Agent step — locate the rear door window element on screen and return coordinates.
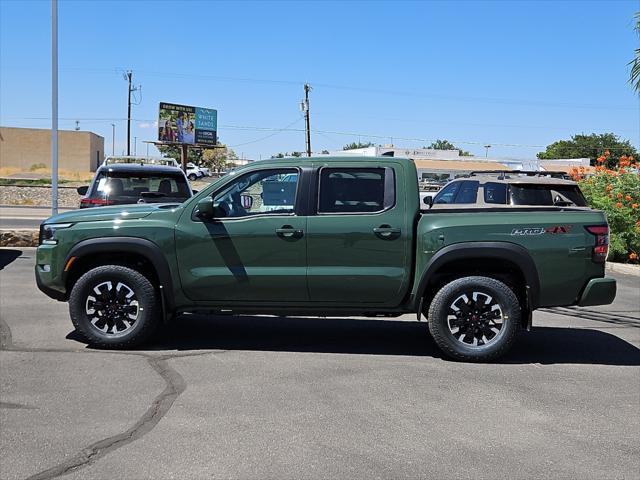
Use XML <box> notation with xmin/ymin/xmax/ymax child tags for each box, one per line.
<box><xmin>318</xmin><ymin>167</ymin><xmax>394</xmax><ymax>213</ymax></box>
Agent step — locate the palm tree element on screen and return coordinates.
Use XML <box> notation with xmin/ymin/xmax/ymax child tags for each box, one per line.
<box><xmin>630</xmin><ymin>13</ymin><xmax>640</xmax><ymax>93</ymax></box>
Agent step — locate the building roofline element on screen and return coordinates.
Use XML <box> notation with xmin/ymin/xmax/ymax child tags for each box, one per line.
<box><xmin>0</xmin><ymin>125</ymin><xmax>104</xmax><ymax>138</ymax></box>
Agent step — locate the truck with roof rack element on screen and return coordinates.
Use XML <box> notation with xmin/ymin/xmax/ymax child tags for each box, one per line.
<box><xmin>35</xmin><ymin>156</ymin><xmax>616</xmax><ymax>361</ymax></box>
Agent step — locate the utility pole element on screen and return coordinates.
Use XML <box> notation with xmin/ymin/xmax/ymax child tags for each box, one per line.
<box><xmin>125</xmin><ymin>70</ymin><xmax>137</xmax><ymax>156</ymax></box>
<box><xmin>51</xmin><ymin>0</ymin><xmax>58</xmax><ymax>216</ymax></box>
<box><xmin>111</xmin><ymin>123</ymin><xmax>115</xmax><ymax>156</ymax></box>
<box><xmin>133</xmin><ymin>136</ymin><xmax>137</xmax><ymax>156</ymax></box>
<box><xmin>303</xmin><ymin>83</ymin><xmax>312</xmax><ymax>157</ymax></box>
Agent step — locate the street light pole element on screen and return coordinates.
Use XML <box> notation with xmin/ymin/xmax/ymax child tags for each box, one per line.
<box><xmin>133</xmin><ymin>136</ymin><xmax>137</xmax><ymax>156</ymax></box>
<box><xmin>111</xmin><ymin>123</ymin><xmax>115</xmax><ymax>156</ymax></box>
<box><xmin>51</xmin><ymin>0</ymin><xmax>58</xmax><ymax>216</ymax></box>
<box><xmin>484</xmin><ymin>144</ymin><xmax>491</xmax><ymax>158</ymax></box>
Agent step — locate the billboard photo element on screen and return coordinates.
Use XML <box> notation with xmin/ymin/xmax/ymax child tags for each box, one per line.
<box><xmin>158</xmin><ymin>102</ymin><xmax>217</xmax><ymax>146</ymax></box>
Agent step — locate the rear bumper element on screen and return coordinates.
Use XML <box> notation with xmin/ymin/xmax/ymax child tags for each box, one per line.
<box><xmin>577</xmin><ymin>277</ymin><xmax>617</xmax><ymax>307</ymax></box>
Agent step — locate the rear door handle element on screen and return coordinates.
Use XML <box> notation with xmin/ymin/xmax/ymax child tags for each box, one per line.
<box><xmin>276</xmin><ymin>225</ymin><xmax>304</xmax><ymax>238</ymax></box>
<box><xmin>373</xmin><ymin>225</ymin><xmax>401</xmax><ymax>239</ymax></box>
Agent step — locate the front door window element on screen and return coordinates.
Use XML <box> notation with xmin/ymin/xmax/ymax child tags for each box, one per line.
<box><xmin>213</xmin><ymin>169</ymin><xmax>299</xmax><ymax>218</ymax></box>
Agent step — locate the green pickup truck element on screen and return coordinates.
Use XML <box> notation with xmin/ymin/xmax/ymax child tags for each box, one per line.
<box><xmin>35</xmin><ymin>156</ymin><xmax>616</xmax><ymax>361</ymax></box>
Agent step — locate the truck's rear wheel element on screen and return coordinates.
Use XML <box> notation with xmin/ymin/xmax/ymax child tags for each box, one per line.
<box><xmin>427</xmin><ymin>276</ymin><xmax>520</xmax><ymax>362</ymax></box>
<box><xmin>69</xmin><ymin>265</ymin><xmax>160</xmax><ymax>348</ymax></box>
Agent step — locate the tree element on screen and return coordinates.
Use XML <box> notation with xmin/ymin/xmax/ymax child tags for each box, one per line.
<box><xmin>271</xmin><ymin>151</ymin><xmax>303</xmax><ymax>158</ymax></box>
<box><xmin>157</xmin><ymin>144</ymin><xmax>203</xmax><ymax>164</ymax></box>
<box><xmin>629</xmin><ymin>12</ymin><xmax>640</xmax><ymax>93</ymax></box>
<box><xmin>426</xmin><ymin>139</ymin><xmax>472</xmax><ymax>156</ymax></box>
<box><xmin>537</xmin><ymin>133</ymin><xmax>638</xmax><ymax>167</ymax></box>
<box><xmin>343</xmin><ymin>141</ymin><xmax>374</xmax><ymax>150</ymax></box>
<box><xmin>202</xmin><ymin>144</ymin><xmax>238</xmax><ymax>173</ymax></box>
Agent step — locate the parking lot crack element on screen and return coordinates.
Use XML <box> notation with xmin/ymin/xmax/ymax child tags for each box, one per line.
<box><xmin>25</xmin><ymin>355</ymin><xmax>187</xmax><ymax>480</ymax></box>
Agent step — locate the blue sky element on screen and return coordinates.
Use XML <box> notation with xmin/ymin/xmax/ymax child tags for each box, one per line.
<box><xmin>1</xmin><ymin>0</ymin><xmax>638</xmax><ymax>160</ymax></box>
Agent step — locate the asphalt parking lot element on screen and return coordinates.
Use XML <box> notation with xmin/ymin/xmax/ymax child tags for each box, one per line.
<box><xmin>1</xmin><ymin>248</ymin><xmax>638</xmax><ymax>480</ymax></box>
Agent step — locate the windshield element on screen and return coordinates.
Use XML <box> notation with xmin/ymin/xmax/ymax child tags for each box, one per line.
<box><xmin>89</xmin><ymin>171</ymin><xmax>192</xmax><ymax>204</ymax></box>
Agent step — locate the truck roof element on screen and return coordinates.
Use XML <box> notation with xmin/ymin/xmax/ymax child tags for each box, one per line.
<box><xmin>467</xmin><ymin>172</ymin><xmax>578</xmax><ymax>186</ymax></box>
<box><xmin>259</xmin><ymin>155</ymin><xmax>415</xmax><ymax>164</ymax></box>
<box><xmin>249</xmin><ymin>157</ymin><xmax>578</xmax><ymax>185</ymax></box>
<box><xmin>97</xmin><ymin>163</ymin><xmax>184</xmax><ymax>175</ymax></box>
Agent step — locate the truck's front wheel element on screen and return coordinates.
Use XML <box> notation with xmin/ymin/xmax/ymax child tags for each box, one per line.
<box><xmin>427</xmin><ymin>276</ymin><xmax>520</xmax><ymax>362</ymax></box>
<box><xmin>69</xmin><ymin>265</ymin><xmax>160</xmax><ymax>348</ymax></box>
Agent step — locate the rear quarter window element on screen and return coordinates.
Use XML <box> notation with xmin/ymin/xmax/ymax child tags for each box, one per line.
<box><xmin>484</xmin><ymin>182</ymin><xmax>507</xmax><ymax>204</ymax></box>
<box><xmin>510</xmin><ymin>184</ymin><xmax>587</xmax><ymax>206</ymax></box>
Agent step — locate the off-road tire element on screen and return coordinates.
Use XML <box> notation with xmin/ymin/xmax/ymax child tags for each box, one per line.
<box><xmin>427</xmin><ymin>276</ymin><xmax>520</xmax><ymax>362</ymax></box>
<box><xmin>69</xmin><ymin>265</ymin><xmax>160</xmax><ymax>349</ymax></box>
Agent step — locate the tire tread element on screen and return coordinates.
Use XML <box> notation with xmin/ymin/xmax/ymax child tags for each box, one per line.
<box><xmin>427</xmin><ymin>276</ymin><xmax>520</xmax><ymax>362</ymax></box>
<box><xmin>69</xmin><ymin>265</ymin><xmax>160</xmax><ymax>349</ymax></box>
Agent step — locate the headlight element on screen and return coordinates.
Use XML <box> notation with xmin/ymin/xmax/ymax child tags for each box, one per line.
<box><xmin>39</xmin><ymin>223</ymin><xmax>73</xmax><ymax>245</ymax></box>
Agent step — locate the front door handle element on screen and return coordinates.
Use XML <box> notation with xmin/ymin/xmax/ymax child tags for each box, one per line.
<box><xmin>373</xmin><ymin>225</ymin><xmax>401</xmax><ymax>239</ymax></box>
<box><xmin>276</xmin><ymin>225</ymin><xmax>304</xmax><ymax>238</ymax></box>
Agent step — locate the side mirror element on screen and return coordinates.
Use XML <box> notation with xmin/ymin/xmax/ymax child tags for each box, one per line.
<box><xmin>422</xmin><ymin>195</ymin><xmax>433</xmax><ymax>208</ymax></box>
<box><xmin>196</xmin><ymin>197</ymin><xmax>215</xmax><ymax>218</ymax></box>
<box><xmin>240</xmin><ymin>194</ymin><xmax>254</xmax><ymax>210</ymax></box>
<box><xmin>77</xmin><ymin>186</ymin><xmax>89</xmax><ymax>195</ymax></box>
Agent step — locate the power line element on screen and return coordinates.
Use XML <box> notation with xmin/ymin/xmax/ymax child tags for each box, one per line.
<box><xmin>4</xmin><ymin>116</ymin><xmax>638</xmax><ymax>151</ymax></box>
<box><xmin>227</xmin><ymin>117</ymin><xmax>304</xmax><ymax>148</ymax></box>
<box><xmin>49</xmin><ymin>65</ymin><xmax>637</xmax><ymax>111</ymax></box>
<box><xmin>10</xmin><ymin>64</ymin><xmax>633</xmax><ymax>111</ymax></box>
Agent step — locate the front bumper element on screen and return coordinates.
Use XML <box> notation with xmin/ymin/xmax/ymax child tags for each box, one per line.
<box><xmin>577</xmin><ymin>277</ymin><xmax>617</xmax><ymax>307</ymax></box>
<box><xmin>35</xmin><ymin>266</ymin><xmax>67</xmax><ymax>301</ymax></box>
<box><xmin>34</xmin><ymin>245</ymin><xmax>67</xmax><ymax>301</ymax></box>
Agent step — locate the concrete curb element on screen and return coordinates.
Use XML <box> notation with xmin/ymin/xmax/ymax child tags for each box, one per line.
<box><xmin>606</xmin><ymin>261</ymin><xmax>640</xmax><ymax>276</ymax></box>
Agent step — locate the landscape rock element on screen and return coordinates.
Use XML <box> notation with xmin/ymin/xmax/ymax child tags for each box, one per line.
<box><xmin>0</xmin><ymin>229</ymin><xmax>39</xmax><ymax>247</ymax></box>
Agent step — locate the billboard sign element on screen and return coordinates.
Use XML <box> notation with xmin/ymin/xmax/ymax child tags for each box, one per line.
<box><xmin>158</xmin><ymin>102</ymin><xmax>217</xmax><ymax>145</ymax></box>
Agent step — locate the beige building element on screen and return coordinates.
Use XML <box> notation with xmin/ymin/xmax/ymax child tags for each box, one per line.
<box><xmin>0</xmin><ymin>126</ymin><xmax>104</xmax><ymax>172</ymax></box>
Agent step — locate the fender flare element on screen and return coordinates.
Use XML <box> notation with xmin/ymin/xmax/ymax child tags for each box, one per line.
<box><xmin>415</xmin><ymin>241</ymin><xmax>540</xmax><ymax>309</ymax></box>
<box><xmin>64</xmin><ymin>237</ymin><xmax>175</xmax><ymax>311</ymax></box>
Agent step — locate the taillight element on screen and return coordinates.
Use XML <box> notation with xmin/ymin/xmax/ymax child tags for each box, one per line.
<box><xmin>80</xmin><ymin>197</ymin><xmax>113</xmax><ymax>207</ymax></box>
<box><xmin>585</xmin><ymin>225</ymin><xmax>609</xmax><ymax>263</ymax></box>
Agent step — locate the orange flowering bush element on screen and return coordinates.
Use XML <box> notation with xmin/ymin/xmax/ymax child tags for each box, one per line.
<box><xmin>572</xmin><ymin>153</ymin><xmax>639</xmax><ymax>263</ymax></box>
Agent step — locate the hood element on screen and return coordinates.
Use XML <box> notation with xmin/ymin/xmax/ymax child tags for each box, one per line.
<box><xmin>43</xmin><ymin>203</ymin><xmax>182</xmax><ymax>224</ymax></box>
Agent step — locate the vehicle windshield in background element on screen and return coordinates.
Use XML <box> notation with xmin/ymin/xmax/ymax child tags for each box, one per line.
<box><xmin>510</xmin><ymin>184</ymin><xmax>587</xmax><ymax>206</ymax></box>
<box><xmin>83</xmin><ymin>171</ymin><xmax>191</xmax><ymax>207</ymax></box>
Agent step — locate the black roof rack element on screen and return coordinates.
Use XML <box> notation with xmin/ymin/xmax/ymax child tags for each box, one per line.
<box><xmin>469</xmin><ymin>170</ymin><xmax>569</xmax><ymax>179</ymax></box>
